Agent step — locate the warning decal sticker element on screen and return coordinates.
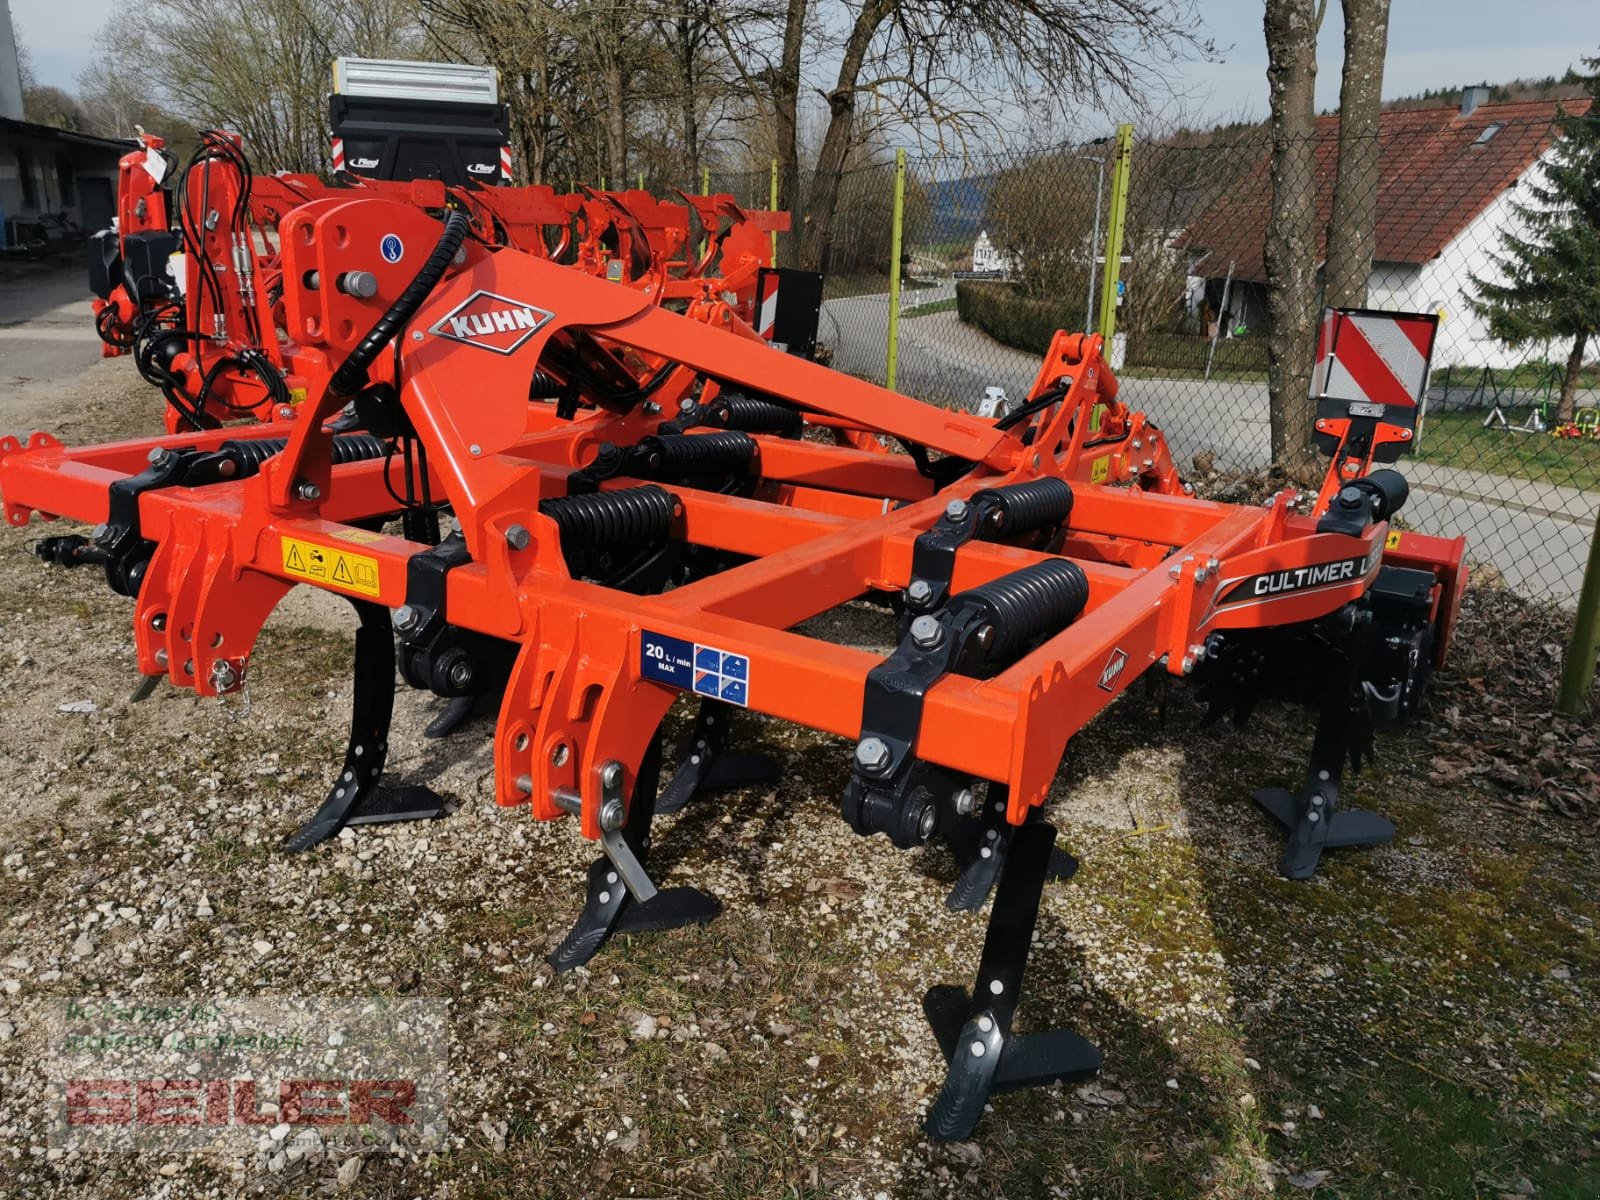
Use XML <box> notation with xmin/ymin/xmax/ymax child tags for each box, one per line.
<box><xmin>280</xmin><ymin>536</ymin><xmax>381</xmax><ymax>598</ymax></box>
<box><xmin>1385</xmin><ymin>530</ymin><xmax>1403</xmax><ymax>550</ymax></box>
<box><xmin>641</xmin><ymin>631</ymin><xmax>750</xmax><ymax>707</ymax></box>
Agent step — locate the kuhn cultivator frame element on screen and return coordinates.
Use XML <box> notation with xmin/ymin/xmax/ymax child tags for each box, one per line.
<box><xmin>6</xmin><ymin>203</ymin><xmax>1465</xmax><ymax>1139</ymax></box>
<box><xmin>90</xmin><ymin>132</ymin><xmax>791</xmax><ymax>433</ymax></box>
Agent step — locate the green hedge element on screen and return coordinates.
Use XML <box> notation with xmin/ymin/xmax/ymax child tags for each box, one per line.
<box><xmin>955</xmin><ymin>281</ymin><xmax>1079</xmax><ymax>356</ymax></box>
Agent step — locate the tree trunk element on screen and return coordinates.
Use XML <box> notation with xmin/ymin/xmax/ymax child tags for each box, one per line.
<box><xmin>1560</xmin><ymin>331</ymin><xmax>1589</xmax><ymax>423</ymax></box>
<box><xmin>797</xmin><ymin>0</ymin><xmax>893</xmax><ymax>273</ymax></box>
<box><xmin>1263</xmin><ymin>0</ymin><xmax>1322</xmax><ymax>474</ymax></box>
<box><xmin>678</xmin><ymin>15</ymin><xmax>700</xmax><ymax>179</ymax></box>
<box><xmin>1324</xmin><ymin>0</ymin><xmax>1389</xmax><ymax>309</ymax></box>
<box><xmin>604</xmin><ymin>56</ymin><xmax>626</xmax><ymax>186</ymax></box>
<box><xmin>772</xmin><ymin>0</ymin><xmax>808</xmax><ymax>265</ymax></box>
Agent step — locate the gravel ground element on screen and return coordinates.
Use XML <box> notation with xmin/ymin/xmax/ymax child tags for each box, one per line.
<box><xmin>0</xmin><ymin>361</ymin><xmax>1596</xmax><ymax>1199</ymax></box>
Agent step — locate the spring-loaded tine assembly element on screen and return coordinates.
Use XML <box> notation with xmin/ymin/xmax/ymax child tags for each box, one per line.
<box><xmin>3</xmin><ymin>189</ymin><xmax>1470</xmax><ymax>1138</ymax></box>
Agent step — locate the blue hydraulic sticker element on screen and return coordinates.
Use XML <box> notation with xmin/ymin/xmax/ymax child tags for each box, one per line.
<box><xmin>641</xmin><ymin>631</ymin><xmax>749</xmax><ymax>707</ymax></box>
<box><xmin>380</xmin><ymin>233</ymin><xmax>404</xmax><ymax>263</ymax></box>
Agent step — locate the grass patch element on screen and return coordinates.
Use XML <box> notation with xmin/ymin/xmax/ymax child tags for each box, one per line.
<box><xmin>902</xmin><ymin>296</ymin><xmax>958</xmax><ymax>318</ymax></box>
<box><xmin>1416</xmin><ymin>409</ymin><xmax>1600</xmax><ymax>491</ymax></box>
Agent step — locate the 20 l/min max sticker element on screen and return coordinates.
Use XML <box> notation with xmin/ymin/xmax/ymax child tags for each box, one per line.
<box><xmin>640</xmin><ymin>631</ymin><xmax>750</xmax><ymax>706</ymax></box>
<box><xmin>280</xmin><ymin>536</ymin><xmax>381</xmax><ymax>598</ymax></box>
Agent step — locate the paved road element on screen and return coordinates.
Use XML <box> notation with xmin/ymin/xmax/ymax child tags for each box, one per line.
<box><xmin>0</xmin><ymin>264</ymin><xmax>105</xmax><ymax>409</ymax></box>
<box><xmin>823</xmin><ymin>288</ymin><xmax>1597</xmax><ymax>603</ymax></box>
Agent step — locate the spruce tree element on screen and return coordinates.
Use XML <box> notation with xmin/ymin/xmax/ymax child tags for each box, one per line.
<box><xmin>1470</xmin><ymin>54</ymin><xmax>1600</xmax><ymax>421</ymax></box>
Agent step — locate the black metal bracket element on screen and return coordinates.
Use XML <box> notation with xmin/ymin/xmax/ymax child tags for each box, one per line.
<box><xmin>904</xmin><ymin>480</ymin><xmax>1075</xmax><ymax>623</ymax></box>
<box><xmin>923</xmin><ymin>822</ymin><xmax>1101</xmax><ymax>1141</ymax></box>
<box><xmin>283</xmin><ymin>600</ymin><xmax>446</xmax><ymax>852</ymax></box>
<box><xmin>943</xmin><ymin>784</ymin><xmax>1077</xmax><ymax>912</ymax></box>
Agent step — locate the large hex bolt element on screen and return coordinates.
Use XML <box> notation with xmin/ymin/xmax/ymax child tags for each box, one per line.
<box><xmin>855</xmin><ymin>736</ymin><xmax>891</xmax><ymax>774</ymax></box>
<box><xmin>907</xmin><ymin>579</ymin><xmax>933</xmax><ymax>606</ymax></box>
<box><xmin>944</xmin><ymin>498</ymin><xmax>969</xmax><ymax>522</ymax></box>
<box><xmin>910</xmin><ymin>614</ymin><xmax>943</xmax><ymax>650</ymax></box>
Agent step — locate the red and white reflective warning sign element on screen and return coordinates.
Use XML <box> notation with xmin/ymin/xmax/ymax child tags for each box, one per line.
<box><xmin>1311</xmin><ymin>308</ymin><xmax>1439</xmax><ymax>410</ymax></box>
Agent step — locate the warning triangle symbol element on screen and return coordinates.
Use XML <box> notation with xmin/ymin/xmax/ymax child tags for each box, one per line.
<box><xmin>333</xmin><ymin>557</ymin><xmax>355</xmax><ymax>585</ymax></box>
<box><xmin>286</xmin><ymin>545</ymin><xmax>306</xmax><ymax>571</ymax></box>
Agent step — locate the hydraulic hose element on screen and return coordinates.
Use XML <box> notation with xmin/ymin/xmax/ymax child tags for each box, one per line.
<box><xmin>326</xmin><ymin>209</ymin><xmax>472</xmax><ymax>400</ymax></box>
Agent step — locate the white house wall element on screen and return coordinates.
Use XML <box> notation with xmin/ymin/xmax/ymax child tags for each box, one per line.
<box><xmin>1379</xmin><ymin>149</ymin><xmax>1594</xmax><ymax>371</ymax></box>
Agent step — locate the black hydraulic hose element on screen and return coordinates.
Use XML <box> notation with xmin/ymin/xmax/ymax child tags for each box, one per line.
<box><xmin>326</xmin><ymin>209</ymin><xmax>472</xmax><ymax>400</ymax></box>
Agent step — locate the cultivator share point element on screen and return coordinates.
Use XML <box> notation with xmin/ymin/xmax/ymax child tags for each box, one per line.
<box><xmin>3</xmin><ymin>198</ymin><xmax>1466</xmax><ymax>1139</ymax></box>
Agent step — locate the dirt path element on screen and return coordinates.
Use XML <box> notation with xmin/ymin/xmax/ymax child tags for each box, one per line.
<box><xmin>0</xmin><ymin>355</ymin><xmax>1596</xmax><ymax>1199</ymax></box>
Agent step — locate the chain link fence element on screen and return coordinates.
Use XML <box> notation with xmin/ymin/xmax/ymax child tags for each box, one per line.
<box><xmin>705</xmin><ymin>109</ymin><xmax>1596</xmax><ymax>605</ymax></box>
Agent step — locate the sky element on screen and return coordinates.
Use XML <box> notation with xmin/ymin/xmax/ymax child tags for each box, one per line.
<box><xmin>9</xmin><ymin>0</ymin><xmax>1597</xmax><ymax>123</ymax></box>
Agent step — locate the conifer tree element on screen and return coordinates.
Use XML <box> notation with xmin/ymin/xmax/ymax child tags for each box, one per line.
<box><xmin>1471</xmin><ymin>54</ymin><xmax>1600</xmax><ymax>421</ymax></box>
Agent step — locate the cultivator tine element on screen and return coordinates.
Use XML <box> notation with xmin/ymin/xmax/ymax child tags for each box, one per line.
<box><xmin>423</xmin><ymin>694</ymin><xmax>478</xmax><ymax>739</ymax></box>
<box><xmin>282</xmin><ymin>601</ymin><xmax>445</xmax><ymax>853</ymax></box>
<box><xmin>1254</xmin><ymin>696</ymin><xmax>1394</xmax><ymax>879</ymax></box>
<box><xmin>549</xmin><ymin>736</ymin><xmax>721</xmax><ymax>972</ymax></box>
<box><xmin>923</xmin><ymin>822</ymin><xmax>1101</xmax><ymax>1141</ymax></box>
<box><xmin>655</xmin><ymin>699</ymin><xmax>780</xmax><ymax>815</ymax></box>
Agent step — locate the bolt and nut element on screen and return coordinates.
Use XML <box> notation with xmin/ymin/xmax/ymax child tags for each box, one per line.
<box><xmin>917</xmin><ymin>804</ymin><xmax>938</xmax><ymax>841</ymax></box>
<box><xmin>910</xmin><ymin>614</ymin><xmax>943</xmax><ymax>650</ymax></box>
<box><xmin>944</xmin><ymin>498</ymin><xmax>969</xmax><ymax>521</ymax></box>
<box><xmin>505</xmin><ymin>524</ymin><xmax>531</xmax><ymax>551</ymax></box>
<box><xmin>855</xmin><ymin>737</ymin><xmax>891</xmax><ymax>773</ymax></box>
<box><xmin>392</xmin><ymin>604</ymin><xmax>419</xmax><ymax>632</ymax></box>
<box><xmin>953</xmin><ymin>787</ymin><xmax>977</xmax><ymax>816</ymax></box>
<box><xmin>907</xmin><ymin>579</ymin><xmax>933</xmax><ymax>605</ymax></box>
<box><xmin>599</xmin><ymin>797</ymin><xmax>626</xmax><ymax>832</ymax></box>
<box><xmin>294</xmin><ymin>480</ymin><xmax>321</xmax><ymax>502</ymax></box>
<box><xmin>447</xmin><ymin>659</ymin><xmax>475</xmax><ymax>690</ymax></box>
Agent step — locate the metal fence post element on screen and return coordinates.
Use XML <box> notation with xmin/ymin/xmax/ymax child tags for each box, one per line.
<box><xmin>1558</xmin><ymin>507</ymin><xmax>1600</xmax><ymax>714</ymax></box>
<box><xmin>1096</xmin><ymin>123</ymin><xmax>1134</xmax><ymax>345</ymax></box>
<box><xmin>769</xmin><ymin>159</ymin><xmax>779</xmax><ymax>265</ymax></box>
<box><xmin>886</xmin><ymin>148</ymin><xmax>908</xmax><ymax>392</ymax></box>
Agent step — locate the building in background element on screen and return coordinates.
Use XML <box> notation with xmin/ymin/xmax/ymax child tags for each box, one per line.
<box><xmin>0</xmin><ymin>3</ymin><xmax>130</xmax><ymax>250</ymax></box>
<box><xmin>1175</xmin><ymin>93</ymin><xmax>1596</xmax><ymax>369</ymax></box>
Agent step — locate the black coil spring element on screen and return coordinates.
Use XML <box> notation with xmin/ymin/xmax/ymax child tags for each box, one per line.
<box><xmin>529</xmin><ymin>370</ymin><xmax>563</xmax><ymax>400</ymax></box>
<box><xmin>539</xmin><ymin>485</ymin><xmax>677</xmax><ymax>550</ymax></box>
<box><xmin>971</xmin><ymin>477</ymin><xmax>1075</xmax><ymax>536</ymax></box>
<box><xmin>705</xmin><ymin>394</ymin><xmax>803</xmax><ymax>437</ymax></box>
<box><xmin>637</xmin><ymin>431</ymin><xmax>756</xmax><ymax>476</ymax></box>
<box><xmin>958</xmin><ymin>559</ymin><xmax>1090</xmax><ymax>662</ymax></box>
<box><xmin>218</xmin><ymin>434</ymin><xmax>388</xmax><ymax>476</ymax></box>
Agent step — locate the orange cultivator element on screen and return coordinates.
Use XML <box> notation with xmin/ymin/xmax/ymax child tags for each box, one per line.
<box><xmin>6</xmin><ymin>203</ymin><xmax>1465</xmax><ymax>1138</ymax></box>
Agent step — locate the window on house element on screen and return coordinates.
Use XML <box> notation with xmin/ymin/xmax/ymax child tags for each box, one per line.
<box><xmin>1473</xmin><ymin>123</ymin><xmax>1504</xmax><ymax>146</ymax></box>
<box><xmin>56</xmin><ymin>155</ymin><xmax>76</xmax><ymax>206</ymax></box>
<box><xmin>17</xmin><ymin>150</ymin><xmax>38</xmax><ymax>209</ymax></box>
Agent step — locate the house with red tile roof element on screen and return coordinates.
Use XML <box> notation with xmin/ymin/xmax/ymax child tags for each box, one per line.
<box><xmin>1175</xmin><ymin>91</ymin><xmax>1595</xmax><ymax>369</ymax></box>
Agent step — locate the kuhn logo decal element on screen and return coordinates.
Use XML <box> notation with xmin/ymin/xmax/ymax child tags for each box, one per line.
<box><xmin>1217</xmin><ymin>545</ymin><xmax>1382</xmax><ymax>605</ymax></box>
<box><xmin>429</xmin><ymin>291</ymin><xmax>555</xmax><ymax>355</ymax></box>
<box><xmin>1098</xmin><ymin>648</ymin><xmax>1128</xmax><ymax>692</ymax></box>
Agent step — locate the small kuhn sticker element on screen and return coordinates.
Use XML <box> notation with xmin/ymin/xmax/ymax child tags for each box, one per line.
<box><xmin>1097</xmin><ymin>647</ymin><xmax>1128</xmax><ymax>692</ymax></box>
<box><xmin>1217</xmin><ymin>544</ymin><xmax>1383</xmax><ymax>606</ymax></box>
<box><xmin>429</xmin><ymin>290</ymin><xmax>555</xmax><ymax>355</ymax></box>
<box><xmin>380</xmin><ymin>233</ymin><xmax>404</xmax><ymax>263</ymax></box>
